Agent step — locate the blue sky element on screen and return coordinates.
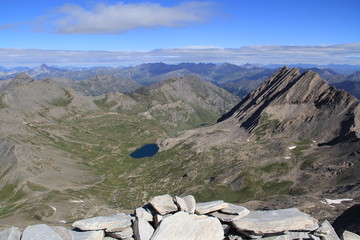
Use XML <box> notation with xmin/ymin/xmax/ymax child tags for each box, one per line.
<box><xmin>1</xmin><ymin>0</ymin><xmax>359</xmax><ymax>67</ymax></box>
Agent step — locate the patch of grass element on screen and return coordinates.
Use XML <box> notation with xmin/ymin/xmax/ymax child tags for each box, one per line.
<box><xmin>255</xmin><ymin>113</ymin><xmax>280</xmax><ymax>140</ymax></box>
<box><xmin>262</xmin><ymin>180</ymin><xmax>293</xmax><ymax>196</ymax></box>
<box><xmin>260</xmin><ymin>162</ymin><xmax>290</xmax><ymax>176</ymax></box>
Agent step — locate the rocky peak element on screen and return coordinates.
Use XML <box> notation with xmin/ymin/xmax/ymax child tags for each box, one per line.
<box><xmin>0</xmin><ymin>73</ymin><xmax>34</xmax><ymax>93</ymax></box>
<box><xmin>219</xmin><ymin>66</ymin><xmax>359</xmax><ymax>144</ymax></box>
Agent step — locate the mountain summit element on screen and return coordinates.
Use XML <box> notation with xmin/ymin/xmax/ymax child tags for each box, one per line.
<box><xmin>218</xmin><ymin>66</ymin><xmax>359</xmax><ymax>144</ymax></box>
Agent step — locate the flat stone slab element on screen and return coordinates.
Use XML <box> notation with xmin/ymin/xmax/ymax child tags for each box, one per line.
<box><xmin>181</xmin><ymin>195</ymin><xmax>196</xmax><ymax>214</ymax></box>
<box><xmin>174</xmin><ymin>196</ymin><xmax>188</xmax><ymax>212</ymax></box>
<box><xmin>135</xmin><ymin>207</ymin><xmax>153</xmax><ymax>222</ymax></box>
<box><xmin>221</xmin><ymin>204</ymin><xmax>250</xmax><ymax>218</ymax></box>
<box><xmin>107</xmin><ymin>227</ymin><xmax>133</xmax><ymax>239</ymax></box>
<box><xmin>22</xmin><ymin>224</ymin><xmax>65</xmax><ymax>240</ymax></box>
<box><xmin>195</xmin><ymin>200</ymin><xmax>229</xmax><ymax>215</ymax></box>
<box><xmin>72</xmin><ymin>213</ymin><xmax>131</xmax><ymax>231</ymax></box>
<box><xmin>71</xmin><ymin>230</ymin><xmax>104</xmax><ymax>240</ymax></box>
<box><xmin>210</xmin><ymin>211</ymin><xmax>245</xmax><ymax>222</ymax></box>
<box><xmin>133</xmin><ymin>217</ymin><xmax>154</xmax><ymax>240</ymax></box>
<box><xmin>232</xmin><ymin>208</ymin><xmax>319</xmax><ymax>235</ymax></box>
<box><xmin>314</xmin><ymin>220</ymin><xmax>340</xmax><ymax>240</ymax></box>
<box><xmin>0</xmin><ymin>227</ymin><xmax>21</xmax><ymax>240</ymax></box>
<box><xmin>151</xmin><ymin>211</ymin><xmax>224</xmax><ymax>240</ymax></box>
<box><xmin>150</xmin><ymin>194</ymin><xmax>178</xmax><ymax>215</ymax></box>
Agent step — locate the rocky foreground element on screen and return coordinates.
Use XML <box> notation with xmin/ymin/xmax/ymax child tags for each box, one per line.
<box><xmin>0</xmin><ymin>194</ymin><xmax>357</xmax><ymax>240</ymax></box>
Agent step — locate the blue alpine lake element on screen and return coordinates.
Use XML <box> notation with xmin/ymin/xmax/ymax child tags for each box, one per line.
<box><xmin>130</xmin><ymin>144</ymin><xmax>160</xmax><ymax>159</ymax></box>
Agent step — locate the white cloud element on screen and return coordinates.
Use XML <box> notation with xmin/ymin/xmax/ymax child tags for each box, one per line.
<box><xmin>0</xmin><ymin>43</ymin><xmax>360</xmax><ymax>67</ymax></box>
<box><xmin>43</xmin><ymin>1</ymin><xmax>215</xmax><ymax>34</ymax></box>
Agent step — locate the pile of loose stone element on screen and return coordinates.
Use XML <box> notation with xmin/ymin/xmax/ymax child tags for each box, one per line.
<box><xmin>0</xmin><ymin>194</ymin><xmax>358</xmax><ymax>240</ymax></box>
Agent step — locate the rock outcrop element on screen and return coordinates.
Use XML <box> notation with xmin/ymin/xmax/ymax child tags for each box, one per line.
<box><xmin>0</xmin><ymin>194</ymin><xmax>354</xmax><ymax>240</ymax></box>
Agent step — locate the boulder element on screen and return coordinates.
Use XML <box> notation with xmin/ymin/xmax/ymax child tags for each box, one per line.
<box><xmin>22</xmin><ymin>224</ymin><xmax>65</xmax><ymax>240</ymax></box>
<box><xmin>195</xmin><ymin>200</ymin><xmax>229</xmax><ymax>215</ymax></box>
<box><xmin>181</xmin><ymin>195</ymin><xmax>196</xmax><ymax>214</ymax></box>
<box><xmin>232</xmin><ymin>208</ymin><xmax>319</xmax><ymax>235</ymax></box>
<box><xmin>314</xmin><ymin>220</ymin><xmax>340</xmax><ymax>240</ymax></box>
<box><xmin>221</xmin><ymin>204</ymin><xmax>250</xmax><ymax>218</ymax></box>
<box><xmin>133</xmin><ymin>217</ymin><xmax>154</xmax><ymax>240</ymax></box>
<box><xmin>151</xmin><ymin>211</ymin><xmax>224</xmax><ymax>240</ymax></box>
<box><xmin>174</xmin><ymin>196</ymin><xmax>188</xmax><ymax>212</ymax></box>
<box><xmin>0</xmin><ymin>227</ymin><xmax>21</xmax><ymax>240</ymax></box>
<box><xmin>72</xmin><ymin>213</ymin><xmax>131</xmax><ymax>231</ymax></box>
<box><xmin>149</xmin><ymin>194</ymin><xmax>178</xmax><ymax>215</ymax></box>
<box><xmin>135</xmin><ymin>207</ymin><xmax>153</xmax><ymax>222</ymax></box>
<box><xmin>342</xmin><ymin>230</ymin><xmax>360</xmax><ymax>240</ymax></box>
<box><xmin>71</xmin><ymin>230</ymin><xmax>104</xmax><ymax>240</ymax></box>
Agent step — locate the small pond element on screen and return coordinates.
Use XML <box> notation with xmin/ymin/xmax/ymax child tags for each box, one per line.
<box><xmin>130</xmin><ymin>144</ymin><xmax>159</xmax><ymax>159</ymax></box>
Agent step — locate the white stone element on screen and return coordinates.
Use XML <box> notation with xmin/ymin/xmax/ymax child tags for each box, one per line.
<box><xmin>232</xmin><ymin>208</ymin><xmax>319</xmax><ymax>235</ymax></box>
<box><xmin>342</xmin><ymin>230</ymin><xmax>360</xmax><ymax>240</ymax></box>
<box><xmin>182</xmin><ymin>195</ymin><xmax>196</xmax><ymax>214</ymax></box>
<box><xmin>133</xmin><ymin>217</ymin><xmax>154</xmax><ymax>240</ymax></box>
<box><xmin>151</xmin><ymin>211</ymin><xmax>224</xmax><ymax>240</ymax></box>
<box><xmin>135</xmin><ymin>207</ymin><xmax>153</xmax><ymax>222</ymax></box>
<box><xmin>314</xmin><ymin>220</ymin><xmax>340</xmax><ymax>240</ymax></box>
<box><xmin>174</xmin><ymin>196</ymin><xmax>188</xmax><ymax>212</ymax></box>
<box><xmin>0</xmin><ymin>227</ymin><xmax>21</xmax><ymax>240</ymax></box>
<box><xmin>72</xmin><ymin>213</ymin><xmax>131</xmax><ymax>231</ymax></box>
<box><xmin>71</xmin><ymin>230</ymin><xmax>104</xmax><ymax>240</ymax></box>
<box><xmin>210</xmin><ymin>211</ymin><xmax>244</xmax><ymax>222</ymax></box>
<box><xmin>150</xmin><ymin>194</ymin><xmax>178</xmax><ymax>215</ymax></box>
<box><xmin>195</xmin><ymin>200</ymin><xmax>229</xmax><ymax>215</ymax></box>
<box><xmin>108</xmin><ymin>227</ymin><xmax>133</xmax><ymax>239</ymax></box>
<box><xmin>22</xmin><ymin>224</ymin><xmax>64</xmax><ymax>240</ymax></box>
<box><xmin>221</xmin><ymin>204</ymin><xmax>250</xmax><ymax>218</ymax></box>
<box><xmin>228</xmin><ymin>235</ymin><xmax>242</xmax><ymax>240</ymax></box>
<box><xmin>153</xmin><ymin>214</ymin><xmax>172</xmax><ymax>228</ymax></box>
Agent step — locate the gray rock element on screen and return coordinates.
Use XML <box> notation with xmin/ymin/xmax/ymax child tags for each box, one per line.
<box><xmin>228</xmin><ymin>235</ymin><xmax>242</xmax><ymax>240</ymax></box>
<box><xmin>151</xmin><ymin>211</ymin><xmax>224</xmax><ymax>240</ymax></box>
<box><xmin>108</xmin><ymin>227</ymin><xmax>133</xmax><ymax>239</ymax></box>
<box><xmin>210</xmin><ymin>211</ymin><xmax>244</xmax><ymax>222</ymax></box>
<box><xmin>284</xmin><ymin>231</ymin><xmax>310</xmax><ymax>239</ymax></box>
<box><xmin>232</xmin><ymin>208</ymin><xmax>319</xmax><ymax>235</ymax></box>
<box><xmin>221</xmin><ymin>204</ymin><xmax>250</xmax><ymax>218</ymax></box>
<box><xmin>222</xmin><ymin>224</ymin><xmax>231</xmax><ymax>235</ymax></box>
<box><xmin>22</xmin><ymin>224</ymin><xmax>64</xmax><ymax>240</ymax></box>
<box><xmin>72</xmin><ymin>213</ymin><xmax>131</xmax><ymax>231</ymax></box>
<box><xmin>342</xmin><ymin>230</ymin><xmax>360</xmax><ymax>240</ymax></box>
<box><xmin>0</xmin><ymin>227</ymin><xmax>21</xmax><ymax>240</ymax></box>
<box><xmin>133</xmin><ymin>217</ymin><xmax>154</xmax><ymax>240</ymax></box>
<box><xmin>314</xmin><ymin>220</ymin><xmax>340</xmax><ymax>240</ymax></box>
<box><xmin>135</xmin><ymin>207</ymin><xmax>153</xmax><ymax>222</ymax></box>
<box><xmin>174</xmin><ymin>196</ymin><xmax>188</xmax><ymax>212</ymax></box>
<box><xmin>195</xmin><ymin>200</ymin><xmax>229</xmax><ymax>215</ymax></box>
<box><xmin>182</xmin><ymin>195</ymin><xmax>196</xmax><ymax>214</ymax></box>
<box><xmin>260</xmin><ymin>235</ymin><xmax>287</xmax><ymax>240</ymax></box>
<box><xmin>153</xmin><ymin>214</ymin><xmax>172</xmax><ymax>228</ymax></box>
<box><xmin>52</xmin><ymin>226</ymin><xmax>73</xmax><ymax>240</ymax></box>
<box><xmin>149</xmin><ymin>194</ymin><xmax>178</xmax><ymax>215</ymax></box>
<box><xmin>309</xmin><ymin>234</ymin><xmax>321</xmax><ymax>240</ymax></box>
<box><xmin>71</xmin><ymin>230</ymin><xmax>104</xmax><ymax>240</ymax></box>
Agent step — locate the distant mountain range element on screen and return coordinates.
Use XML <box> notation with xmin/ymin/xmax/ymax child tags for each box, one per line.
<box><xmin>1</xmin><ymin>62</ymin><xmax>360</xmax><ymax>99</ymax></box>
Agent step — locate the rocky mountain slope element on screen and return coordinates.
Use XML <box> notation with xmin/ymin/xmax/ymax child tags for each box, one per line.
<box><xmin>158</xmin><ymin>67</ymin><xmax>360</xmax><ymax>221</ymax></box>
<box><xmin>0</xmin><ymin>74</ymin><xmax>239</xmax><ymax>226</ymax></box>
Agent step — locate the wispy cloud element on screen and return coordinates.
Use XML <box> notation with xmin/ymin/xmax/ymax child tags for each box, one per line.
<box><xmin>36</xmin><ymin>1</ymin><xmax>215</xmax><ymax>34</ymax></box>
<box><xmin>1</xmin><ymin>43</ymin><xmax>360</xmax><ymax>67</ymax></box>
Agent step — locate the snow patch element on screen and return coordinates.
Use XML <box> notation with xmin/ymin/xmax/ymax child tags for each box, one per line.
<box><xmin>69</xmin><ymin>200</ymin><xmax>84</xmax><ymax>203</ymax></box>
<box><xmin>321</xmin><ymin>198</ymin><xmax>353</xmax><ymax>205</ymax></box>
<box><xmin>284</xmin><ymin>157</ymin><xmax>291</xmax><ymax>159</ymax></box>
<box><xmin>288</xmin><ymin>146</ymin><xmax>297</xmax><ymax>150</ymax></box>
